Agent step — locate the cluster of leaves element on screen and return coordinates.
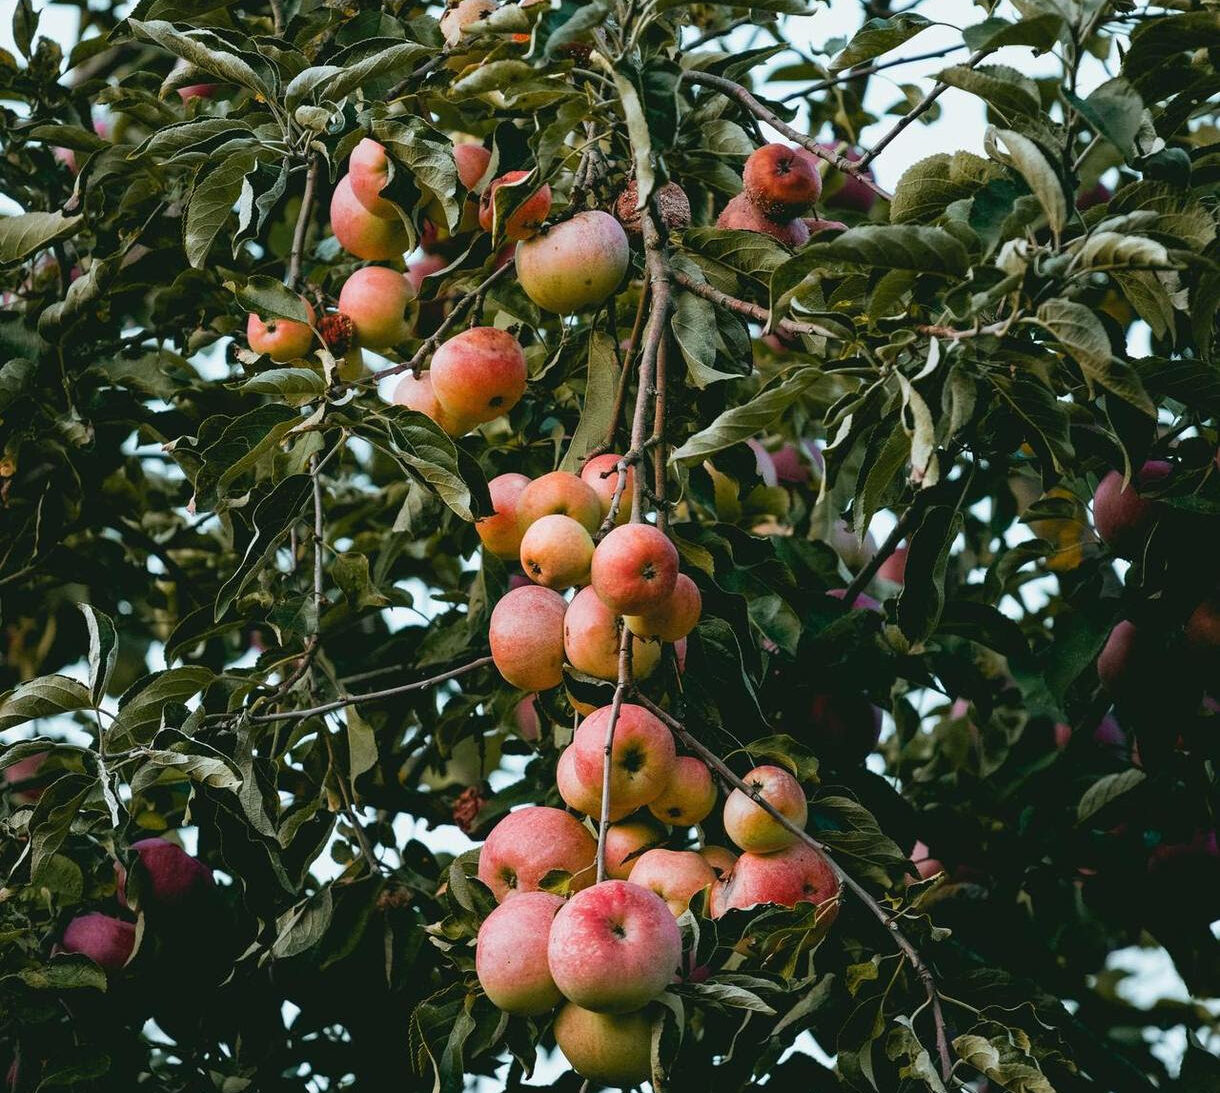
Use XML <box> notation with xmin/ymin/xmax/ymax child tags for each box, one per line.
<box><xmin>1</xmin><ymin>0</ymin><xmax>1219</xmax><ymax>1090</ymax></box>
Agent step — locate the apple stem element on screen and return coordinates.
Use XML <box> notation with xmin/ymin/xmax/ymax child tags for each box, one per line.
<box><xmin>594</xmin><ymin>633</ymin><xmax>634</xmax><ymax>883</ymax></box>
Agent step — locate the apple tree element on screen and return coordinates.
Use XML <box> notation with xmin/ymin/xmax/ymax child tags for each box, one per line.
<box><xmin>1</xmin><ymin>0</ymin><xmax>1219</xmax><ymax>1089</ymax></box>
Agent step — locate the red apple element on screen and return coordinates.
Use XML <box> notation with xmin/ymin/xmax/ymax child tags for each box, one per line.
<box><xmin>246</xmin><ymin>299</ymin><xmax>316</xmax><ymax>362</ymax></box>
<box><xmin>330</xmin><ymin>174</ymin><xmax>410</xmax><ymax>260</ymax></box>
<box><xmin>722</xmin><ymin>765</ymin><xmax>807</xmax><ymax>854</ymax></box>
<box><xmin>337</xmin><ymin>266</ymin><xmax>415</xmax><ymax>350</ymax></box>
<box><xmin>563</xmin><ymin>585</ymin><xmax>660</xmax><ymax>681</ymax></box>
<box><xmin>709</xmin><ymin>842</ymin><xmax>840</xmax><ymax>917</ymax></box>
<box><xmin>716</xmin><ymin>193</ymin><xmax>809</xmax><ymax>248</ymax></box>
<box><xmin>477</xmin><ymin>805</ymin><xmax>597</xmax><ymax>900</ymax></box>
<box><xmin>647</xmin><ymin>755</ymin><xmax>716</xmax><ymax>827</ymax></box>
<box><xmin>390</xmin><ymin>371</ymin><xmax>475</xmax><ymax>437</ymax></box>
<box><xmin>60</xmin><ymin>913</ymin><xmax>135</xmax><ymax>971</ymax></box>
<box><xmin>624</xmin><ymin>573</ymin><xmax>702</xmax><ymax>643</ymax></box>
<box><xmin>516</xmin><ymin>210</ymin><xmax>629</xmax><ymax>313</ymax></box>
<box><xmin>489</xmin><ymin>585</ymin><xmax>568</xmax><ymax>692</ymax></box>
<box><xmin>580</xmin><ymin>453</ymin><xmax>634</xmax><ymax>526</ymax></box>
<box><xmin>627</xmin><ymin>848</ymin><xmax>716</xmax><ymax>916</ymax></box>
<box><xmin>116</xmin><ymin>837</ymin><xmax>213</xmax><ymax>910</ymax></box>
<box><xmin>571</xmin><ymin>704</ymin><xmax>677</xmax><ymax>816</ymax></box>
<box><xmin>516</xmin><ymin>471</ymin><xmax>604</xmax><ymax>535</ymax></box>
<box><xmin>1092</xmin><ymin>461</ymin><xmax>1172</xmax><ymax>559</ymax></box>
<box><xmin>590</xmin><ymin>524</ymin><xmax>679</xmax><ymax>615</ymax></box>
<box><xmin>347</xmin><ymin>139</ymin><xmax>398</xmax><ymax>218</ymax></box>
<box><xmin>478</xmin><ymin>170</ymin><xmax>553</xmax><ymax>241</ymax></box>
<box><xmin>519</xmin><ymin>514</ymin><xmax>594</xmax><ymax>589</ymax></box>
<box><xmin>743</xmin><ymin>143</ymin><xmax>822</xmax><ymax>220</ymax></box>
<box><xmin>699</xmin><ymin>845</ymin><xmax>738</xmax><ymax>878</ymax></box>
<box><xmin>476</xmin><ymin>473</ymin><xmax>532</xmax><ymax>559</ymax></box>
<box><xmin>475</xmin><ymin>891</ymin><xmax>565</xmax><ymax>1015</ymax></box>
<box><xmin>430</xmin><ymin>326</ymin><xmax>528</xmax><ymax>426</ymax></box>
<box><xmin>603</xmin><ymin>818</ymin><xmax>668</xmax><ymax>881</ymax></box>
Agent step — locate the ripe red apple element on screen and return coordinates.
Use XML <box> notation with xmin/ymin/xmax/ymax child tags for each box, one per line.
<box><xmin>909</xmin><ymin>840</ymin><xmax>944</xmax><ymax>881</ymax></box>
<box><xmin>556</xmin><ymin>744</ymin><xmax>614</xmax><ymax>818</ymax></box>
<box><xmin>330</xmin><ymin>174</ymin><xmax>410</xmax><ymax>260</ymax></box>
<box><xmin>1097</xmin><ymin>619</ymin><xmax>1139</xmax><ymax>697</ymax></box>
<box><xmin>743</xmin><ymin>143</ymin><xmax>822</xmax><ymax>220</ymax></box>
<box><xmin>440</xmin><ymin>0</ymin><xmax>495</xmax><ymax>46</ymax></box>
<box><xmin>454</xmin><ymin>142</ymin><xmax>492</xmax><ymax>190</ymax></box>
<box><xmin>553</xmin><ymin>1003</ymin><xmax>653</xmax><ymax>1088</ymax></box>
<box><xmin>516</xmin><ymin>210</ymin><xmax>629</xmax><ymax>313</ymax></box>
<box><xmin>430</xmin><ymin>326</ymin><xmax>527</xmax><ymax>426</ymax></box>
<box><xmin>1092</xmin><ymin>460</ymin><xmax>1172</xmax><ymax>559</ymax></box>
<box><xmin>699</xmin><ymin>844</ymin><xmax>738</xmax><ymax>878</ymax></box>
<box><xmin>715</xmin><ymin>193</ymin><xmax>810</xmax><ymax>248</ymax></box>
<box><xmin>590</xmin><ymin>524</ymin><xmax>679</xmax><ymax>615</ymax></box>
<box><xmin>514</xmin><ymin>694</ymin><xmax>541</xmax><ymax>741</ymax></box>
<box><xmin>627</xmin><ymin>848</ymin><xmax>716</xmax><ymax>916</ymax></box>
<box><xmin>391</xmin><ymin>372</ymin><xmax>474</xmax><ymax>436</ymax></box>
<box><xmin>347</xmin><ymin>138</ymin><xmax>398</xmax><ymax>218</ymax></box>
<box><xmin>709</xmin><ymin>842</ymin><xmax>840</xmax><ymax>917</ymax></box>
<box><xmin>580</xmin><ymin>453</ymin><xmax>633</xmax><ymax>526</ymax></box>
<box><xmin>477</xmin><ymin>473</ymin><xmax>532</xmax><ymax>559</ymax></box>
<box><xmin>563</xmin><ymin>585</ymin><xmax>660</xmax><ymax>681</ymax></box>
<box><xmin>1185</xmin><ymin>591</ymin><xmax>1220</xmax><ymax>654</ymax></box>
<box><xmin>116</xmin><ymin>837</ymin><xmax>213</xmax><ymax>910</ymax></box>
<box><xmin>809</xmin><ymin>692</ymin><xmax>882</xmax><ymax>765</ymax></box>
<box><xmin>475</xmin><ymin>891</ymin><xmax>565</xmax><ymax>1015</ymax></box>
<box><xmin>477</xmin><ymin>805</ymin><xmax>597</xmax><ymax>900</ymax></box>
<box><xmin>1077</xmin><ymin>181</ymin><xmax>1112</xmax><ymax>211</ymax></box>
<box><xmin>614</xmin><ymin>179</ymin><xmax>691</xmax><ymax>235</ymax></box>
<box><xmin>489</xmin><ymin>585</ymin><xmax>568</xmax><ymax>692</ymax></box>
<box><xmin>516</xmin><ymin>471</ymin><xmax>604</xmax><ymax>535</ymax></box>
<box><xmin>519</xmin><ymin>513</ymin><xmax>594</xmax><ymax>589</ymax></box>
<box><xmin>246</xmin><ymin>299</ymin><xmax>316</xmax><ymax>362</ymax></box>
<box><xmin>571</xmin><ymin>703</ymin><xmax>677</xmax><ymax>816</ymax></box>
<box><xmin>877</xmin><ymin>546</ymin><xmax>908</xmax><ymax>585</ymax></box>
<box><xmin>337</xmin><ymin>266</ymin><xmax>415</xmax><ymax>350</ymax></box>
<box><xmin>171</xmin><ymin>60</ymin><xmax>217</xmax><ymax>102</ymax></box>
<box><xmin>647</xmin><ymin>755</ymin><xmax>716</xmax><ymax>827</ymax></box>
<box><xmin>478</xmin><ymin>171</ymin><xmax>553</xmax><ymax>241</ymax></box>
<box><xmin>722</xmin><ymin>765</ymin><xmax>807</xmax><ymax>854</ymax></box>
<box><xmin>603</xmin><ymin>818</ymin><xmax>668</xmax><ymax>880</ymax></box>
<box><xmin>548</xmin><ymin>880</ymin><xmax>682</xmax><ymax>1011</ymax></box>
<box><xmin>3</xmin><ymin>752</ymin><xmax>48</xmax><ymax>804</ymax></box>
<box><xmin>60</xmin><ymin>913</ymin><xmax>135</xmax><ymax>971</ymax></box>
<box><xmin>624</xmin><ymin>573</ymin><xmax>702</xmax><ymax>643</ymax></box>
<box><xmin>812</xmin><ymin>144</ymin><xmax>876</xmax><ymax>213</ymax></box>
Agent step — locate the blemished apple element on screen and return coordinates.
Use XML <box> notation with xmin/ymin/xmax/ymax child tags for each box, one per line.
<box><xmin>516</xmin><ymin>471</ymin><xmax>604</xmax><ymax>535</ymax></box>
<box><xmin>553</xmin><ymin>1003</ymin><xmax>653</xmax><ymax>1088</ymax></box>
<box><xmin>614</xmin><ymin>179</ymin><xmax>691</xmax><ymax>235</ymax></box>
<box><xmin>391</xmin><ymin>371</ymin><xmax>473</xmax><ymax>436</ymax></box>
<box><xmin>476</xmin><ymin>473</ymin><xmax>532</xmax><ymax>559</ymax></box>
<box><xmin>247</xmin><ymin>299</ymin><xmax>315</xmax><ymax>362</ymax></box>
<box><xmin>430</xmin><ymin>326</ymin><xmax>528</xmax><ymax>426</ymax></box>
<box><xmin>571</xmin><ymin>703</ymin><xmax>677</xmax><ymax>816</ymax></box>
<box><xmin>516</xmin><ymin>210</ymin><xmax>629</xmax><ymax>313</ymax></box>
<box><xmin>624</xmin><ymin>573</ymin><xmax>702</xmax><ymax>643</ymax></box>
<box><xmin>709</xmin><ymin>842</ymin><xmax>840</xmax><ymax>918</ymax></box>
<box><xmin>563</xmin><ymin>585</ymin><xmax>660</xmax><ymax>682</ymax></box>
<box><xmin>580</xmin><ymin>453</ymin><xmax>633</xmax><ymax>525</ymax></box>
<box><xmin>722</xmin><ymin>764</ymin><xmax>808</xmax><ymax>854</ymax></box>
<box><xmin>627</xmin><ymin>848</ymin><xmax>716</xmax><ymax>916</ymax></box>
<box><xmin>743</xmin><ymin>143</ymin><xmax>822</xmax><ymax>220</ymax></box>
<box><xmin>440</xmin><ymin>0</ymin><xmax>495</xmax><ymax>47</ymax></box>
<box><xmin>716</xmin><ymin>193</ymin><xmax>810</xmax><ymax>248</ymax></box>
<box><xmin>337</xmin><ymin>266</ymin><xmax>415</xmax><ymax>350</ymax></box>
<box><xmin>603</xmin><ymin>817</ymin><xmax>668</xmax><ymax>880</ymax></box>
<box><xmin>590</xmin><ymin>523</ymin><xmax>679</xmax><ymax>615</ymax></box>
<box><xmin>60</xmin><ymin>913</ymin><xmax>136</xmax><ymax>971</ymax></box>
<box><xmin>478</xmin><ymin>171</ymin><xmax>553</xmax><ymax>241</ymax></box>
<box><xmin>116</xmin><ymin>837</ymin><xmax>213</xmax><ymax>910</ymax></box>
<box><xmin>699</xmin><ymin>845</ymin><xmax>738</xmax><ymax>878</ymax></box>
<box><xmin>489</xmin><ymin>585</ymin><xmax>568</xmax><ymax>692</ymax></box>
<box><xmin>476</xmin><ymin>805</ymin><xmax>597</xmax><ymax>900</ymax></box>
<box><xmin>647</xmin><ymin>755</ymin><xmax>716</xmax><ymax>827</ymax></box>
<box><xmin>1092</xmin><ymin>460</ymin><xmax>1172</xmax><ymax>559</ymax></box>
<box><xmin>475</xmin><ymin>891</ymin><xmax>565</xmax><ymax>1015</ymax></box>
<box><xmin>547</xmin><ymin>880</ymin><xmax>682</xmax><ymax>1012</ymax></box>
<box><xmin>347</xmin><ymin>138</ymin><xmax>398</xmax><ymax>218</ymax></box>
<box><xmin>519</xmin><ymin>514</ymin><xmax>594</xmax><ymax>589</ymax></box>
<box><xmin>330</xmin><ymin>174</ymin><xmax>411</xmax><ymax>260</ymax></box>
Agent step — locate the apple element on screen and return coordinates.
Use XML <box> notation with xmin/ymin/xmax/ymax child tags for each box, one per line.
<box><xmin>699</xmin><ymin>845</ymin><xmax>738</xmax><ymax>878</ymax></box>
<box><xmin>624</xmin><ymin>573</ymin><xmax>702</xmax><ymax>643</ymax></box>
<box><xmin>430</xmin><ymin>326</ymin><xmax>527</xmax><ymax>426</ymax></box>
<box><xmin>519</xmin><ymin>514</ymin><xmax>594</xmax><ymax>589</ymax></box>
<box><xmin>709</xmin><ymin>842</ymin><xmax>840</xmax><ymax>917</ymax></box>
<box><xmin>516</xmin><ymin>471</ymin><xmax>603</xmax><ymax>535</ymax></box>
<box><xmin>627</xmin><ymin>848</ymin><xmax>716</xmax><ymax>916</ymax></box>
<box><xmin>826</xmin><ymin>518</ymin><xmax>877</xmax><ymax>571</ymax></box>
<box><xmin>116</xmin><ymin>837</ymin><xmax>213</xmax><ymax>910</ymax></box>
<box><xmin>571</xmin><ymin>703</ymin><xmax>677</xmax><ymax>816</ymax></box>
<box><xmin>1097</xmin><ymin>619</ymin><xmax>1140</xmax><ymax>698</ymax></box>
<box><xmin>877</xmin><ymin>546</ymin><xmax>908</xmax><ymax>585</ymax></box>
<box><xmin>391</xmin><ymin>371</ymin><xmax>474</xmax><ymax>436</ymax></box>
<box><xmin>808</xmin><ymin>692</ymin><xmax>882</xmax><ymax>765</ymax></box>
<box><xmin>475</xmin><ymin>891</ymin><xmax>565</xmax><ymax>1015</ymax></box>
<box><xmin>478</xmin><ymin>171</ymin><xmax>553</xmax><ymax>241</ymax></box>
<box><xmin>556</xmin><ymin>744</ymin><xmax>610</xmax><ymax>818</ymax></box>
<box><xmin>553</xmin><ymin>1003</ymin><xmax>653</xmax><ymax>1088</ymax></box>
<box><xmin>337</xmin><ymin>266</ymin><xmax>415</xmax><ymax>350</ymax></box>
<box><xmin>547</xmin><ymin>880</ymin><xmax>682</xmax><ymax>1011</ymax></box>
<box><xmin>722</xmin><ymin>765</ymin><xmax>807</xmax><ymax>854</ymax></box>
<box><xmin>477</xmin><ymin>473</ymin><xmax>532</xmax><ymax>559</ymax></box>
<box><xmin>590</xmin><ymin>523</ymin><xmax>679</xmax><ymax>615</ymax></box>
<box><xmin>580</xmin><ymin>453</ymin><xmax>634</xmax><ymax>525</ymax></box>
<box><xmin>60</xmin><ymin>913</ymin><xmax>135</xmax><ymax>971</ymax></box>
<box><xmin>476</xmin><ymin>805</ymin><xmax>597</xmax><ymax>900</ymax></box>
<box><xmin>489</xmin><ymin>585</ymin><xmax>568</xmax><ymax>692</ymax></box>
<box><xmin>170</xmin><ymin>59</ymin><xmax>218</xmax><ymax>102</ymax></box>
<box><xmin>406</xmin><ymin>253</ymin><xmax>450</xmax><ymax>334</ymax></box>
<box><xmin>647</xmin><ymin>755</ymin><xmax>716</xmax><ymax>827</ymax></box>
<box><xmin>454</xmin><ymin>142</ymin><xmax>493</xmax><ymax>190</ymax></box>
<box><xmin>825</xmin><ymin>588</ymin><xmax>882</xmax><ymax>612</ymax></box>
<box><xmin>1185</xmin><ymin>591</ymin><xmax>1220</xmax><ymax>654</ymax></box>
<box><xmin>440</xmin><ymin>0</ymin><xmax>496</xmax><ymax>47</ymax></box>
<box><xmin>1092</xmin><ymin>460</ymin><xmax>1172</xmax><ymax>559</ymax></box>
<box><xmin>3</xmin><ymin>751</ymin><xmax>48</xmax><ymax>804</ymax></box>
<box><xmin>743</xmin><ymin>143</ymin><xmax>822</xmax><ymax>220</ymax></box>
<box><xmin>614</xmin><ymin>179</ymin><xmax>691</xmax><ymax>235</ymax></box>
<box><xmin>246</xmin><ymin>299</ymin><xmax>316</xmax><ymax>362</ymax></box>
<box><xmin>716</xmin><ymin>193</ymin><xmax>809</xmax><ymax>248</ymax></box>
<box><xmin>330</xmin><ymin>174</ymin><xmax>411</xmax><ymax>260</ymax></box>
<box><xmin>516</xmin><ymin>210</ymin><xmax>629</xmax><ymax>313</ymax></box>
<box><xmin>1077</xmin><ymin>181</ymin><xmax>1112</xmax><ymax>211</ymax></box>
<box><xmin>347</xmin><ymin>139</ymin><xmax>398</xmax><ymax>218</ymax></box>
<box><xmin>909</xmin><ymin>840</ymin><xmax>944</xmax><ymax>881</ymax></box>
<box><xmin>514</xmin><ymin>694</ymin><xmax>541</xmax><ymax>741</ymax></box>
<box><xmin>603</xmin><ymin>818</ymin><xmax>668</xmax><ymax>880</ymax></box>
<box><xmin>564</xmin><ymin>585</ymin><xmax>660</xmax><ymax>682</ymax></box>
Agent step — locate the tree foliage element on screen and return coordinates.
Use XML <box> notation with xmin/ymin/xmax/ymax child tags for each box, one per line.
<box><xmin>2</xmin><ymin>0</ymin><xmax>1219</xmax><ymax>1090</ymax></box>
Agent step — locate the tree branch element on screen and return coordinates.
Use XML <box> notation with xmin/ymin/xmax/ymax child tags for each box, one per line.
<box><xmin>671</xmin><ymin>269</ymin><xmax>842</xmax><ymax>341</ymax></box>
<box><xmin>778</xmin><ymin>44</ymin><xmax>968</xmax><ymax>102</ymax></box>
<box><xmin>840</xmin><ymin>489</ymin><xmax>929</xmax><ymax>606</ymax></box>
<box><xmin>286</xmin><ymin>155</ymin><xmax>320</xmax><ymax>290</ymax></box>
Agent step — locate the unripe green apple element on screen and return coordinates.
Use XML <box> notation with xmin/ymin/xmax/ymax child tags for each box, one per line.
<box><xmin>553</xmin><ymin>1003</ymin><xmax>654</xmax><ymax>1088</ymax></box>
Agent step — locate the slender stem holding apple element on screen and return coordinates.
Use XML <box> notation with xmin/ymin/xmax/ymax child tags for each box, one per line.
<box><xmin>633</xmin><ymin>693</ymin><xmax>954</xmax><ymax>1081</ymax></box>
<box><xmin>594</xmin><ymin>633</ymin><xmax>634</xmax><ymax>883</ymax></box>
<box><xmin>670</xmin><ymin>270</ymin><xmax>842</xmax><ymax>341</ymax></box>
<box><xmin>286</xmin><ymin>155</ymin><xmax>320</xmax><ymax>290</ymax></box>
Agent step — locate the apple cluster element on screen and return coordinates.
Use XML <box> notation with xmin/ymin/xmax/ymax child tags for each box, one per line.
<box><xmin>716</xmin><ymin>143</ymin><xmax>844</xmax><ymax>248</ymax></box>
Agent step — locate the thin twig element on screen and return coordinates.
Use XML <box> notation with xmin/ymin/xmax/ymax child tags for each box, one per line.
<box><xmin>841</xmin><ymin>490</ymin><xmax>929</xmax><ymax>607</ymax></box>
<box><xmin>286</xmin><ymin>155</ymin><xmax>320</xmax><ymax>290</ymax></box>
<box><xmin>778</xmin><ymin>44</ymin><xmax>967</xmax><ymax>102</ymax></box>
<box><xmin>671</xmin><ymin>269</ymin><xmax>840</xmax><ymax>341</ymax></box>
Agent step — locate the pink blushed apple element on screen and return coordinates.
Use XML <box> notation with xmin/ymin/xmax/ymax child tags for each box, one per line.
<box><xmin>477</xmin><ymin>805</ymin><xmax>597</xmax><ymax>900</ymax></box>
<box><xmin>475</xmin><ymin>891</ymin><xmax>565</xmax><ymax>1015</ymax></box>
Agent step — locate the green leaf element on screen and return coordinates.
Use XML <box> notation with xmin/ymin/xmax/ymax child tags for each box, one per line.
<box><xmin>938</xmin><ymin>64</ymin><xmax>1041</xmax><ymax>120</ymax></box>
<box><xmin>315</xmin><ymin>40</ymin><xmax>429</xmax><ymax>102</ymax></box>
<box><xmin>677</xmin><ymin>227</ymin><xmax>790</xmax><ymax>281</ymax></box>
<box><xmin>8</xmin><ymin>956</ymin><xmax>107</xmax><ymax>993</ymax></box>
<box><xmin>890</xmin><ymin>150</ymin><xmax>999</xmax><ymax>225</ymax></box>
<box><xmin>896</xmin><ymin>503</ymin><xmax>960</xmax><ymax>645</ymax></box>
<box><xmin>962</xmin><ymin>14</ymin><xmax>1062</xmax><ymax>53</ymax></box>
<box><xmin>985</xmin><ymin>127</ymin><xmax>1066</xmax><ymax>238</ymax></box>
<box><xmin>1065</xmin><ymin>78</ymin><xmax>1143</xmax><ymax>159</ymax></box>
<box><xmin>126</xmin><ymin>19</ymin><xmax>274</xmax><ymax>98</ymax></box>
<box><xmin>0</xmin><ymin>676</ymin><xmax>92</xmax><ymax>732</ymax></box>
<box><xmin>680</xmin><ymin>980</ymin><xmax>776</xmax><ymax>1014</ymax></box>
<box><xmin>238</xmin><ymin>368</ymin><xmax>326</xmax><ymax>399</ymax></box>
<box><xmin>614</xmin><ymin>68</ymin><xmax>655</xmax><ymax>208</ymax></box>
<box><xmin>1077</xmin><ymin>768</ymin><xmax>1146</xmax><ymax>823</ymax></box>
<box><xmin>131</xmin><ymin>117</ymin><xmax>255</xmax><ymax>159</ymax></box>
<box><xmin>190</xmin><ymin>404</ymin><xmax>301</xmax><ymax>509</ymax></box>
<box><xmin>226</xmin><ymin>275</ymin><xmax>311</xmax><ymax>324</ymax></box>
<box><xmin>729</xmin><ymin>734</ymin><xmax>819</xmax><ymax>783</ymax></box>
<box><xmin>109</xmin><ymin>667</ymin><xmax>215</xmax><ymax>747</ymax></box>
<box><xmin>185</xmin><ymin>151</ymin><xmax>258</xmax><ymax>269</ymax></box>
<box><xmin>371</xmin><ymin>117</ymin><xmax>461</xmax><ymax>232</ymax></box>
<box><xmin>831</xmin><ymin>14</ymin><xmax>934</xmax><ymax>73</ymax></box>
<box><xmin>79</xmin><ymin>605</ymin><xmax>117</xmax><ymax>707</ymax></box>
<box><xmin>272</xmin><ymin>887</ymin><xmax>334</xmax><ymax>959</ymax></box>
<box><xmin>347</xmin><ymin>708</ymin><xmax>378</xmax><ymax>780</ymax></box>
<box><xmin>561</xmin><ymin>332</ymin><xmax>620</xmax><ymax>471</ymax></box>
<box><xmin>672</xmin><ymin>287</ymin><xmax>733</xmax><ymax>389</ymax></box>
<box><xmin>28</xmin><ymin>775</ymin><xmax>95</xmax><ymax>884</ymax></box>
<box><xmin>1070</xmin><ymin>231</ymin><xmax>1173</xmax><ymax>273</ymax></box>
<box><xmin>0</xmin><ymin>211</ymin><xmax>84</xmax><ymax>266</ymax></box>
